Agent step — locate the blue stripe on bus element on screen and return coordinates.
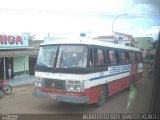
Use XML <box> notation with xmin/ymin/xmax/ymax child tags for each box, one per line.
<box><xmin>89</xmin><ymin>67</ymin><xmax>143</xmax><ymax>81</ymax></box>
<box><xmin>89</xmin><ymin>70</ymin><xmax>129</xmax><ymax>81</ymax></box>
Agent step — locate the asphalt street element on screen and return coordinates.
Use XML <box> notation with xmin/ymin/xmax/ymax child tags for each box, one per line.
<box><xmin>0</xmin><ymin>65</ymin><xmax>153</xmax><ymax>119</ymax></box>
<box><xmin>0</xmin><ymin>66</ymin><xmax>153</xmax><ymax>120</ymax></box>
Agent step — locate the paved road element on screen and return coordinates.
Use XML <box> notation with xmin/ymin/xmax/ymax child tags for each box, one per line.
<box><xmin>0</xmin><ymin>67</ymin><xmax>153</xmax><ymax>115</ymax></box>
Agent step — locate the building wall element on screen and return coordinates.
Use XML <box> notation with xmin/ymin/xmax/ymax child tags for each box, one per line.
<box><xmin>13</xmin><ymin>56</ymin><xmax>29</xmax><ymax>78</ymax></box>
<box><xmin>95</xmin><ymin>39</ymin><xmax>114</xmax><ymax>43</ymax></box>
<box><xmin>114</xmin><ymin>34</ymin><xmax>130</xmax><ymax>41</ymax></box>
<box><xmin>134</xmin><ymin>37</ymin><xmax>153</xmax><ymax>50</ymax></box>
<box><xmin>134</xmin><ymin>37</ymin><xmax>153</xmax><ymax>58</ymax></box>
<box><xmin>114</xmin><ymin>33</ymin><xmax>133</xmax><ymax>45</ymax></box>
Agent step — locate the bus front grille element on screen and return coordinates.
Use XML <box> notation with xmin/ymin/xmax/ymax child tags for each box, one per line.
<box><xmin>42</xmin><ymin>79</ymin><xmax>66</xmax><ymax>90</ymax></box>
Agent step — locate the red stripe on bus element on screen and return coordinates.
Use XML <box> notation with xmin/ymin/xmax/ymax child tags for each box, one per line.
<box><xmin>108</xmin><ymin>76</ymin><xmax>130</xmax><ymax>96</ymax></box>
<box><xmin>130</xmin><ymin>64</ymin><xmax>138</xmax><ymax>75</ymax></box>
<box><xmin>34</xmin><ymin>72</ymin><xmax>143</xmax><ymax>104</ymax></box>
<box><xmin>84</xmin><ymin>86</ymin><xmax>101</xmax><ymax>104</ymax></box>
<box><xmin>35</xmin><ymin>87</ymin><xmax>86</xmax><ymax>97</ymax></box>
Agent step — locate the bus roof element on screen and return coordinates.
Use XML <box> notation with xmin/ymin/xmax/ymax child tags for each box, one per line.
<box><xmin>41</xmin><ymin>38</ymin><xmax>141</xmax><ymax>52</ymax></box>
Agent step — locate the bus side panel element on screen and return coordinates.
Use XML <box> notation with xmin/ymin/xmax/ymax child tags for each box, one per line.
<box><xmin>108</xmin><ymin>76</ymin><xmax>131</xmax><ymax>96</ymax></box>
<box><xmin>85</xmin><ymin>86</ymin><xmax>102</xmax><ymax>104</ymax></box>
<box><xmin>130</xmin><ymin>64</ymin><xmax>138</xmax><ymax>76</ymax></box>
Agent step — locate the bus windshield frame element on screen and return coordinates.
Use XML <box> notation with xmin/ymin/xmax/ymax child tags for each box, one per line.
<box><xmin>36</xmin><ymin>44</ymin><xmax>88</xmax><ymax>69</ymax></box>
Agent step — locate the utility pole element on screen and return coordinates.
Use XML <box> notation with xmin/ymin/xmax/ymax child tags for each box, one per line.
<box><xmin>112</xmin><ymin>14</ymin><xmax>127</xmax><ymax>43</ymax></box>
<box><xmin>3</xmin><ymin>58</ymin><xmax>6</xmax><ymax>80</ymax></box>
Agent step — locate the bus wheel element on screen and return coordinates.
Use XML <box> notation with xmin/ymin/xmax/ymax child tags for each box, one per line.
<box><xmin>95</xmin><ymin>85</ymin><xmax>107</xmax><ymax>107</ymax></box>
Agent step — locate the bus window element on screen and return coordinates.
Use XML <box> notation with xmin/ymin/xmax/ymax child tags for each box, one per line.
<box><xmin>94</xmin><ymin>49</ymin><xmax>105</xmax><ymax>66</ymax></box>
<box><xmin>89</xmin><ymin>48</ymin><xmax>94</xmax><ymax>67</ymax></box>
<box><xmin>133</xmin><ymin>52</ymin><xmax>136</xmax><ymax>63</ymax></box>
<box><xmin>120</xmin><ymin>51</ymin><xmax>130</xmax><ymax>64</ymax></box>
<box><xmin>129</xmin><ymin>52</ymin><xmax>133</xmax><ymax>63</ymax></box>
<box><xmin>89</xmin><ymin>48</ymin><xmax>105</xmax><ymax>68</ymax></box>
<box><xmin>36</xmin><ymin>45</ymin><xmax>58</xmax><ymax>67</ymax></box>
<box><xmin>97</xmin><ymin>49</ymin><xmax>105</xmax><ymax>65</ymax></box>
<box><xmin>56</xmin><ymin>45</ymin><xmax>88</xmax><ymax>68</ymax></box>
<box><xmin>108</xmin><ymin>50</ymin><xmax>118</xmax><ymax>65</ymax></box>
<box><xmin>136</xmin><ymin>52</ymin><xmax>142</xmax><ymax>63</ymax></box>
<box><xmin>126</xmin><ymin>52</ymin><xmax>130</xmax><ymax>63</ymax></box>
<box><xmin>129</xmin><ymin>51</ymin><xmax>136</xmax><ymax>64</ymax></box>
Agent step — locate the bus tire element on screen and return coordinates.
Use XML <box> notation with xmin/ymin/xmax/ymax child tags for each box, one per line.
<box><xmin>95</xmin><ymin>85</ymin><xmax>107</xmax><ymax>107</ymax></box>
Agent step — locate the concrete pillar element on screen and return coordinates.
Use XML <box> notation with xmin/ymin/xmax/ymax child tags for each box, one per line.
<box><xmin>3</xmin><ymin>58</ymin><xmax>6</xmax><ymax>80</ymax></box>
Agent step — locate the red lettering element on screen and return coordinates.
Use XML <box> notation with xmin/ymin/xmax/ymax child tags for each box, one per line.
<box><xmin>0</xmin><ymin>35</ymin><xmax>24</xmax><ymax>45</ymax></box>
<box><xmin>3</xmin><ymin>35</ymin><xmax>7</xmax><ymax>44</ymax></box>
<box><xmin>8</xmin><ymin>36</ymin><xmax>15</xmax><ymax>44</ymax></box>
<box><xmin>0</xmin><ymin>35</ymin><xmax>3</xmax><ymax>44</ymax></box>
<box><xmin>16</xmin><ymin>36</ymin><xmax>23</xmax><ymax>44</ymax></box>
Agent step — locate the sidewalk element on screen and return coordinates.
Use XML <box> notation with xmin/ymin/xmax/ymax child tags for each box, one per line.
<box><xmin>9</xmin><ymin>75</ymin><xmax>35</xmax><ymax>87</ymax></box>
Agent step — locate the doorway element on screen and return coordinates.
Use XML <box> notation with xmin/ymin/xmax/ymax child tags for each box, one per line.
<box><xmin>0</xmin><ymin>58</ymin><xmax>4</xmax><ymax>80</ymax></box>
<box><xmin>0</xmin><ymin>57</ymin><xmax>13</xmax><ymax>80</ymax></box>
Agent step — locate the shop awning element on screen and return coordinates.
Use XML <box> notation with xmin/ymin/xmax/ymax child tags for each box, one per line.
<box><xmin>0</xmin><ymin>47</ymin><xmax>38</xmax><ymax>57</ymax></box>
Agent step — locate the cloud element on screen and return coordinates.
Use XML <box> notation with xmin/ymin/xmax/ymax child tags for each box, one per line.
<box><xmin>0</xmin><ymin>0</ymin><xmax>159</xmax><ymax>39</ymax></box>
<box><xmin>129</xmin><ymin>3</ymin><xmax>159</xmax><ymax>16</ymax></box>
<box><xmin>0</xmin><ymin>0</ymin><xmax>134</xmax><ymax>14</ymax></box>
<box><xmin>132</xmin><ymin>26</ymin><xmax>160</xmax><ymax>40</ymax></box>
<box><xmin>147</xmin><ymin>26</ymin><xmax>160</xmax><ymax>40</ymax></box>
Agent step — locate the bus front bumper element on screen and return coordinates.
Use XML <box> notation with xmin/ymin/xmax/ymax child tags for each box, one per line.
<box><xmin>32</xmin><ymin>91</ymin><xmax>89</xmax><ymax>104</ymax></box>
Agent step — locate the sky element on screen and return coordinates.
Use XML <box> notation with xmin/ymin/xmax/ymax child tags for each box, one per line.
<box><xmin>0</xmin><ymin>0</ymin><xmax>159</xmax><ymax>40</ymax></box>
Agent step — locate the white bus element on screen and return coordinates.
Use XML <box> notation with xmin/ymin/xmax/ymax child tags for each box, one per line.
<box><xmin>33</xmin><ymin>38</ymin><xmax>143</xmax><ymax>106</ymax></box>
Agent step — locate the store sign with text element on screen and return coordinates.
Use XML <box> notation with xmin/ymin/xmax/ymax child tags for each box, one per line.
<box><xmin>0</xmin><ymin>34</ymin><xmax>28</xmax><ymax>47</ymax></box>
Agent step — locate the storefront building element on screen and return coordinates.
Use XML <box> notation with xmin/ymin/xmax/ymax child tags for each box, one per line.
<box><xmin>0</xmin><ymin>34</ymin><xmax>34</xmax><ymax>80</ymax></box>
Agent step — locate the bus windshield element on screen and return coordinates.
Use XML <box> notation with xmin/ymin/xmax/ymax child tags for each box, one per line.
<box><xmin>56</xmin><ymin>45</ymin><xmax>88</xmax><ymax>68</ymax></box>
<box><xmin>36</xmin><ymin>45</ymin><xmax>88</xmax><ymax>68</ymax></box>
<box><xmin>36</xmin><ymin>45</ymin><xmax>58</xmax><ymax>67</ymax></box>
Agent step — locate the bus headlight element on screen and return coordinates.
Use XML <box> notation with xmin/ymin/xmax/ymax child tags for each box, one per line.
<box><xmin>67</xmin><ymin>81</ymin><xmax>82</xmax><ymax>92</ymax></box>
<box><xmin>34</xmin><ymin>77</ymin><xmax>43</xmax><ymax>87</ymax></box>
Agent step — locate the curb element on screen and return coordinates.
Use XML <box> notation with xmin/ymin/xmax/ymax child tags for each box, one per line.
<box><xmin>12</xmin><ymin>83</ymin><xmax>34</xmax><ymax>87</ymax></box>
<box><xmin>8</xmin><ymin>76</ymin><xmax>35</xmax><ymax>87</ymax></box>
